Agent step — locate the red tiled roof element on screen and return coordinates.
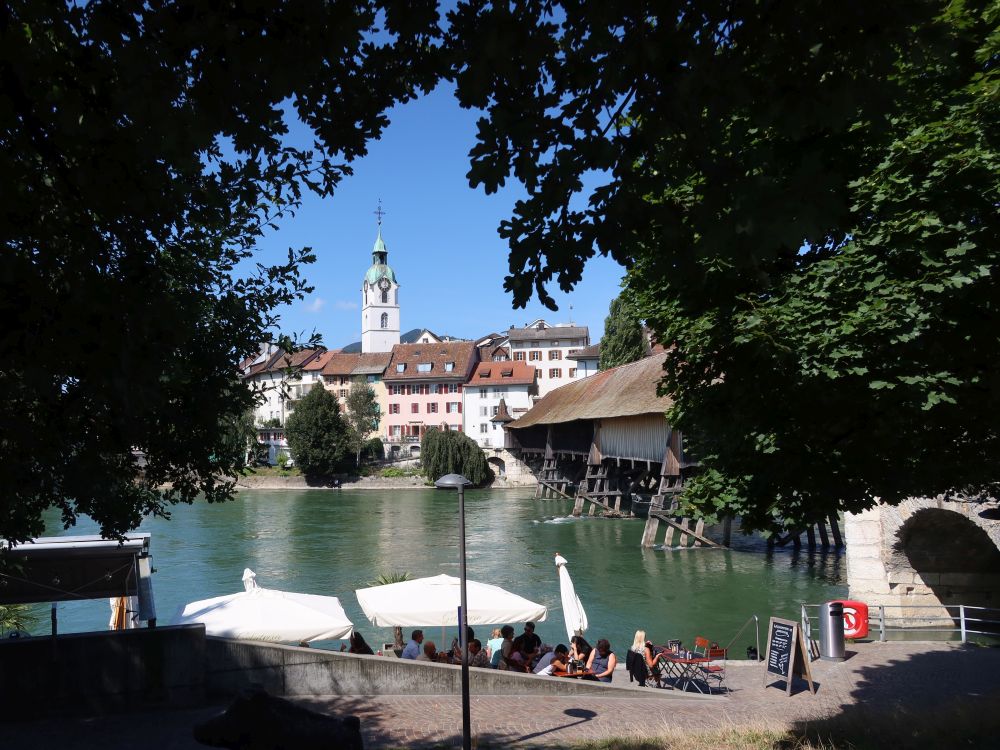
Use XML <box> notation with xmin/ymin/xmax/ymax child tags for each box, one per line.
<box><xmin>245</xmin><ymin>348</ymin><xmax>325</xmax><ymax>376</ymax></box>
<box><xmin>351</xmin><ymin>352</ymin><xmax>392</xmax><ymax>375</ymax></box>
<box><xmin>469</xmin><ymin>361</ymin><xmax>536</xmax><ymax>386</ymax></box>
<box><xmin>321</xmin><ymin>353</ymin><xmax>362</xmax><ymax>377</ymax></box>
<box><xmin>383</xmin><ymin>341</ymin><xmax>479</xmax><ymax>381</ymax></box>
<box><xmin>304</xmin><ymin>351</ymin><xmax>335</xmax><ymax>371</ymax></box>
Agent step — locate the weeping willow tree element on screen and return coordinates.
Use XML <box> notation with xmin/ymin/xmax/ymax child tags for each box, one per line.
<box><xmin>420</xmin><ymin>428</ymin><xmax>493</xmax><ymax>486</ymax></box>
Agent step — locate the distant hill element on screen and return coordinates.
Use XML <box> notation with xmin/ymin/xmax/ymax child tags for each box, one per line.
<box><xmin>339</xmin><ymin>328</ymin><xmax>466</xmax><ymax>354</ymax></box>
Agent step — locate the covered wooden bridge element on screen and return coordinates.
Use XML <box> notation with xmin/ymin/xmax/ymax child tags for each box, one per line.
<box><xmin>504</xmin><ymin>354</ymin><xmax>722</xmax><ymax>548</ymax></box>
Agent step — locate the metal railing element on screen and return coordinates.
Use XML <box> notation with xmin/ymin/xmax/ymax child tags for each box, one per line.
<box><xmin>801</xmin><ymin>602</ymin><xmax>1000</xmax><ymax>643</ymax></box>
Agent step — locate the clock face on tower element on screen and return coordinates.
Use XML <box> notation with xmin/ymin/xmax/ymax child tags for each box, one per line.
<box><xmin>377</xmin><ymin>278</ymin><xmax>391</xmax><ymax>292</ymax></box>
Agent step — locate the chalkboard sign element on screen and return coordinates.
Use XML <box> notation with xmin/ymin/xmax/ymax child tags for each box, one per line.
<box><xmin>763</xmin><ymin>616</ymin><xmax>814</xmax><ymax>695</ymax></box>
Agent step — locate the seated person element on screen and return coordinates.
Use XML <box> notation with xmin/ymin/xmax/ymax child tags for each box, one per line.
<box><xmin>486</xmin><ymin>627</ymin><xmax>504</xmax><ymax>666</ymax></box>
<box><xmin>585</xmin><ymin>638</ymin><xmax>617</xmax><ymax>682</ymax></box>
<box><xmin>467</xmin><ymin>638</ymin><xmax>490</xmax><ymax>668</ymax></box>
<box><xmin>347</xmin><ymin>632</ymin><xmax>375</xmax><ymax>655</ymax></box>
<box><xmin>503</xmin><ymin>635</ymin><xmax>534</xmax><ymax>672</ymax></box>
<box><xmin>495</xmin><ymin>625</ymin><xmax>515</xmax><ymax>669</ymax></box>
<box><xmin>401</xmin><ymin>629</ymin><xmax>424</xmax><ymax>660</ymax></box>
<box><xmin>416</xmin><ymin>640</ymin><xmax>437</xmax><ymax>662</ymax></box>
<box><xmin>534</xmin><ymin>643</ymin><xmax>569</xmax><ymax>675</ymax></box>
<box><xmin>627</xmin><ymin>629</ymin><xmax>664</xmax><ymax>686</ymax></box>
<box><xmin>450</xmin><ymin>626</ymin><xmax>476</xmax><ymax>662</ymax></box>
<box><xmin>569</xmin><ymin>635</ymin><xmax>592</xmax><ymax>664</ymax></box>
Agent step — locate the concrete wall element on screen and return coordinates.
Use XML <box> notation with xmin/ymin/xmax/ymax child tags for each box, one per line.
<box><xmin>0</xmin><ymin>625</ymin><xmax>205</xmax><ymax>720</ymax></box>
<box><xmin>205</xmin><ymin>638</ymin><xmax>687</xmax><ymax>701</ymax></box>
<box><xmin>846</xmin><ymin>497</ymin><xmax>1000</xmax><ymax>625</ymax></box>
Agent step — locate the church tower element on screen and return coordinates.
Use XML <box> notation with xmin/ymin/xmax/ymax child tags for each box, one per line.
<box><xmin>361</xmin><ymin>212</ymin><xmax>400</xmax><ymax>353</ymax></box>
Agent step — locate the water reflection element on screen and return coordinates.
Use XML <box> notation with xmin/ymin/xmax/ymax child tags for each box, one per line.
<box><xmin>40</xmin><ymin>488</ymin><xmax>846</xmax><ymax>653</ymax></box>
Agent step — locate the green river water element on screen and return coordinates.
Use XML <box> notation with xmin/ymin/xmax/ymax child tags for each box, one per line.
<box><xmin>40</xmin><ymin>488</ymin><xmax>847</xmax><ymax>655</ymax></box>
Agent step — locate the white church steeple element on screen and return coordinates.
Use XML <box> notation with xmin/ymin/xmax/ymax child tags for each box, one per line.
<box><xmin>361</xmin><ymin>203</ymin><xmax>400</xmax><ymax>353</ymax></box>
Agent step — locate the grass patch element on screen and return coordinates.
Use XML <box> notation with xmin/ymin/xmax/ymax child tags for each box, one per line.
<box><xmin>379</xmin><ymin>466</ymin><xmax>422</xmax><ymax>478</ymax></box>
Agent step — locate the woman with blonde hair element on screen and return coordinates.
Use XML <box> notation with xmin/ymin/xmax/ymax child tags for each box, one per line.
<box><xmin>486</xmin><ymin>627</ymin><xmax>504</xmax><ymax>667</ymax></box>
<box><xmin>627</xmin><ymin>629</ymin><xmax>665</xmax><ymax>687</ymax></box>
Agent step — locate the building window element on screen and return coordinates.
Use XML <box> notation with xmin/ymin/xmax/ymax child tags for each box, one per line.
<box><xmin>549</xmin><ymin>368</ymin><xmax>561</xmax><ymax>379</ymax></box>
<box><xmin>493</xmin><ymin>387</ymin><xmax>506</xmax><ymax>395</ymax></box>
<box><xmin>548</xmin><ymin>350</ymin><xmax>562</xmax><ymax>360</ymax></box>
<box><xmin>390</xmin><ymin>384</ymin><xmax>403</xmax><ymax>395</ymax></box>
<box><xmin>381</xmin><ymin>312</ymin><xmax>388</xmax><ymax>329</ymax></box>
<box><xmin>479</xmin><ymin>388</ymin><xmax>488</xmax><ymax>398</ymax></box>
<box><xmin>444</xmin><ymin>361</ymin><xmax>455</xmax><ymax>372</ymax></box>
<box><xmin>569</xmin><ymin>368</ymin><xmax>577</xmax><ymax>378</ymax></box>
<box><xmin>417</xmin><ymin>363</ymin><xmax>432</xmax><ymax>373</ymax></box>
<box><xmin>432</xmin><ymin>384</ymin><xmax>442</xmax><ymax>394</ymax></box>
<box><xmin>480</xmin><ymin>424</ymin><xmax>488</xmax><ymax>434</ymax></box>
<box><xmin>389</xmin><ymin>404</ymin><xmax>400</xmax><ymax>414</ymax></box>
<box><xmin>529</xmin><ymin>350</ymin><xmax>541</xmax><ymax>361</ymax></box>
<box><xmin>491</xmin><ymin>406</ymin><xmax>500</xmax><ymax>416</ymax></box>
<box><xmin>417</xmin><ymin>384</ymin><xmax>430</xmax><ymax>395</ymax></box>
<box><xmin>339</xmin><ymin>389</ymin><xmax>348</xmax><ymax>398</ymax></box>
<box><xmin>480</xmin><ymin>406</ymin><xmax>488</xmax><ymax>417</ymax></box>
<box><xmin>552</xmin><ymin>340</ymin><xmax>560</xmax><ymax>346</ymax></box>
<box><xmin>514</xmin><ymin>351</ymin><xmax>525</xmax><ymax>361</ymax></box>
<box><xmin>447</xmin><ymin>384</ymin><xmax>458</xmax><ymax>394</ymax></box>
<box><xmin>411</xmin><ymin>403</ymin><xmax>420</xmax><ymax>414</ymax></box>
<box><xmin>390</xmin><ymin>425</ymin><xmax>401</xmax><ymax>436</ymax></box>
<box><xmin>396</xmin><ymin>363</ymin><xmax>405</xmax><ymax>372</ymax></box>
<box><xmin>367</xmin><ymin>374</ymin><xmax>379</xmax><ymax>383</ymax></box>
<box><xmin>427</xmin><ymin>403</ymin><xmax>438</xmax><ymax>414</ymax></box>
<box><xmin>381</xmin><ymin>290</ymin><xmax>388</xmax><ymax>304</ymax></box>
<box><xmin>446</xmin><ymin>402</ymin><xmax>461</xmax><ymax>413</ymax></box>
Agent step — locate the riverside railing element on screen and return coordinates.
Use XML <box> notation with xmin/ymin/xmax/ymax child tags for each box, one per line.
<box><xmin>800</xmin><ymin>603</ymin><xmax>1000</xmax><ymax>644</ymax></box>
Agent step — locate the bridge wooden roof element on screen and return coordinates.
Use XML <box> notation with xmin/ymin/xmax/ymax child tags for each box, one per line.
<box><xmin>509</xmin><ymin>353</ymin><xmax>671</xmax><ymax>428</ymax></box>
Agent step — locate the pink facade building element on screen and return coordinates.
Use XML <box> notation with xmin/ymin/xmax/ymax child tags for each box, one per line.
<box><xmin>382</xmin><ymin>341</ymin><xmax>479</xmax><ymax>457</ymax></box>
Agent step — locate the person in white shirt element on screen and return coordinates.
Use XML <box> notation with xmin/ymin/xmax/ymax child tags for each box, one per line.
<box><xmin>535</xmin><ymin>644</ymin><xmax>569</xmax><ymax>676</ymax></box>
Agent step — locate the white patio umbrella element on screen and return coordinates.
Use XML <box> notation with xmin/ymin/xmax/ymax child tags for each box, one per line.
<box><xmin>355</xmin><ymin>574</ymin><xmax>547</xmax><ymax>627</ymax></box>
<box><xmin>555</xmin><ymin>553</ymin><xmax>587</xmax><ymax>642</ymax></box>
<box><xmin>171</xmin><ymin>568</ymin><xmax>354</xmax><ymax>643</ymax></box>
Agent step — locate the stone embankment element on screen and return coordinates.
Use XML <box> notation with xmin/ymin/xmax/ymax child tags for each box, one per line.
<box><xmin>234</xmin><ymin>474</ymin><xmax>428</xmax><ymax>491</ymax></box>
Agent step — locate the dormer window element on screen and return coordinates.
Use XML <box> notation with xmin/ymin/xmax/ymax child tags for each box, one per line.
<box><xmin>501</xmin><ymin>368</ymin><xmax>513</xmax><ymax>377</ymax></box>
<box><xmin>417</xmin><ymin>363</ymin><xmax>432</xmax><ymax>373</ymax></box>
<box><xmin>396</xmin><ymin>363</ymin><xmax>406</xmax><ymax>372</ymax></box>
<box><xmin>479</xmin><ymin>369</ymin><xmax>491</xmax><ymax>378</ymax></box>
<box><xmin>444</xmin><ymin>362</ymin><xmax>455</xmax><ymax>372</ymax></box>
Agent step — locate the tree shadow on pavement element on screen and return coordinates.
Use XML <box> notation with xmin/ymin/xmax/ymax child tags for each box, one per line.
<box><xmin>791</xmin><ymin>645</ymin><xmax>1000</xmax><ymax>750</ymax></box>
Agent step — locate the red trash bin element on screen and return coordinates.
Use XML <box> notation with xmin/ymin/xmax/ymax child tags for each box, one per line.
<box><xmin>833</xmin><ymin>600</ymin><xmax>869</xmax><ymax>639</ymax></box>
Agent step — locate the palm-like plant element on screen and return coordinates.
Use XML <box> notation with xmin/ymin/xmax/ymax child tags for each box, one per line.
<box><xmin>0</xmin><ymin>603</ymin><xmax>37</xmax><ymax>635</ymax></box>
<box><xmin>367</xmin><ymin>571</ymin><xmax>412</xmax><ymax>650</ymax></box>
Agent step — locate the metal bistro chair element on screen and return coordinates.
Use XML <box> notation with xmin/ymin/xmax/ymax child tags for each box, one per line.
<box><xmin>693</xmin><ymin>636</ymin><xmax>727</xmax><ymax>693</ymax></box>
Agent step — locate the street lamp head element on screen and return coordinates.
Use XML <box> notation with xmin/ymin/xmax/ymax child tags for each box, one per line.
<box><xmin>435</xmin><ymin>473</ymin><xmax>472</xmax><ymax>489</ymax></box>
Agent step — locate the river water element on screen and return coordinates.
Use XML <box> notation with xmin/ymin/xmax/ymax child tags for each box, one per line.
<box><xmin>41</xmin><ymin>488</ymin><xmax>847</xmax><ymax>656</ymax></box>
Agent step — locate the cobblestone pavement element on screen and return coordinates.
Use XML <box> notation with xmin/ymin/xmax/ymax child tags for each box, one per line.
<box><xmin>5</xmin><ymin>642</ymin><xmax>1000</xmax><ymax>749</ymax></box>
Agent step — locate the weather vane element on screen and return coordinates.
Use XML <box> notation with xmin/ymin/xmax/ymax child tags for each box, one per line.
<box><xmin>374</xmin><ymin>199</ymin><xmax>386</xmax><ymax>226</ymax></box>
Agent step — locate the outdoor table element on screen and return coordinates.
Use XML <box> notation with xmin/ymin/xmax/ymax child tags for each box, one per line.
<box><xmin>660</xmin><ymin>655</ymin><xmax>712</xmax><ymax>693</ymax></box>
<box><xmin>552</xmin><ymin>669</ymin><xmax>596</xmax><ymax>679</ymax></box>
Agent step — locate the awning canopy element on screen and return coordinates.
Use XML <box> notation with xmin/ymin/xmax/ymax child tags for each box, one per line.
<box><xmin>0</xmin><ymin>534</ymin><xmax>156</xmax><ymax>622</ymax></box>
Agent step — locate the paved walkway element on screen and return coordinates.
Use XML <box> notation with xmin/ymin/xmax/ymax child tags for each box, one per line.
<box><xmin>6</xmin><ymin>642</ymin><xmax>1000</xmax><ymax>748</ymax></box>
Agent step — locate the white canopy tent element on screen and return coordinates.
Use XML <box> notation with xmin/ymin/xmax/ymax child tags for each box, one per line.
<box><xmin>355</xmin><ymin>574</ymin><xmax>547</xmax><ymax>627</ymax></box>
<box><xmin>555</xmin><ymin>554</ymin><xmax>588</xmax><ymax>643</ymax></box>
<box><xmin>172</xmin><ymin>569</ymin><xmax>354</xmax><ymax>643</ymax></box>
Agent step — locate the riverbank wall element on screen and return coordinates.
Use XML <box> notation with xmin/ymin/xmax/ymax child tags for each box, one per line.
<box><xmin>234</xmin><ymin>468</ymin><xmax>537</xmax><ymax>492</ymax></box>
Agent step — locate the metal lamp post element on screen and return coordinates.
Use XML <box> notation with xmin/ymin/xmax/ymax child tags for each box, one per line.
<box><xmin>434</xmin><ymin>472</ymin><xmax>472</xmax><ymax>750</ymax></box>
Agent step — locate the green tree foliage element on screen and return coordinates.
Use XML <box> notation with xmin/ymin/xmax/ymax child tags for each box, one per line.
<box><xmin>447</xmin><ymin>1</ymin><xmax>1000</xmax><ymax>530</ymax></box>
<box><xmin>345</xmin><ymin>378</ymin><xmax>382</xmax><ymax>467</ymax></box>
<box><xmin>599</xmin><ymin>292</ymin><xmax>646</xmax><ymax>371</ymax></box>
<box><xmin>0</xmin><ymin>1</ymin><xmax>441</xmax><ymax>544</ymax></box>
<box><xmin>0</xmin><ymin>603</ymin><xmax>37</xmax><ymax>635</ymax></box>
<box><xmin>284</xmin><ymin>387</ymin><xmax>352</xmax><ymax>479</ymax></box>
<box><xmin>420</xmin><ymin>428</ymin><xmax>493</xmax><ymax>486</ymax></box>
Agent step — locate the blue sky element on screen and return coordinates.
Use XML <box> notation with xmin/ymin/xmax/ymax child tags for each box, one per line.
<box><xmin>255</xmin><ymin>84</ymin><xmax>624</xmax><ymax>349</ymax></box>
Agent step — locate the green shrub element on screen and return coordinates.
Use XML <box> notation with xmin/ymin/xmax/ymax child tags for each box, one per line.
<box><xmin>420</xmin><ymin>428</ymin><xmax>493</xmax><ymax>486</ymax></box>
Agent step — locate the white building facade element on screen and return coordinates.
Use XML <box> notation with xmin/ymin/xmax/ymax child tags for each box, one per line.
<box><xmin>506</xmin><ymin>320</ymin><xmax>590</xmax><ymax>399</ymax></box>
<box><xmin>462</xmin><ymin>361</ymin><xmax>537</xmax><ymax>448</ymax></box>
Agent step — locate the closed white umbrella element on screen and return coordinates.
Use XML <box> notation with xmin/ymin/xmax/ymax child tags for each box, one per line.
<box><xmin>355</xmin><ymin>574</ymin><xmax>547</xmax><ymax>627</ymax></box>
<box><xmin>171</xmin><ymin>568</ymin><xmax>354</xmax><ymax>643</ymax></box>
<box><xmin>555</xmin><ymin>553</ymin><xmax>587</xmax><ymax>643</ymax></box>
